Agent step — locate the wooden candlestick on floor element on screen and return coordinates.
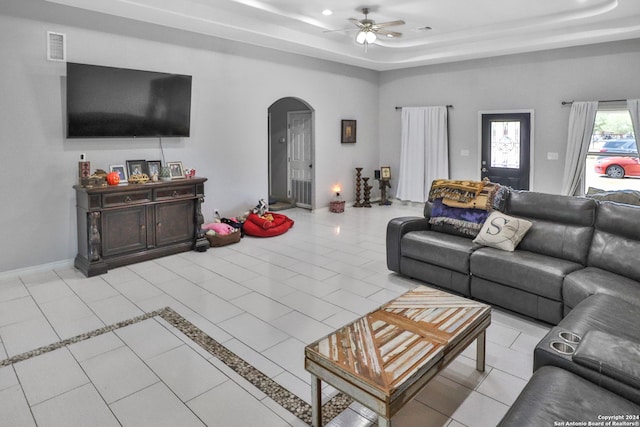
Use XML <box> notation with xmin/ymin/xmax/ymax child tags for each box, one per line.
<box><xmin>354</xmin><ymin>167</ymin><xmax>363</xmax><ymax>207</ymax></box>
<box><xmin>362</xmin><ymin>177</ymin><xmax>372</xmax><ymax>207</ymax></box>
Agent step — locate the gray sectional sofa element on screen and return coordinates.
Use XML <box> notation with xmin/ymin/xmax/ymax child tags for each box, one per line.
<box><xmin>387</xmin><ymin>190</ymin><xmax>640</xmax><ymax>324</ymax></box>
<box><xmin>386</xmin><ymin>188</ymin><xmax>640</xmax><ymax>425</ymax></box>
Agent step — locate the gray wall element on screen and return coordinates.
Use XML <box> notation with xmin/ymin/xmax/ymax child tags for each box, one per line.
<box><xmin>379</xmin><ymin>39</ymin><xmax>640</xmax><ymax>194</ymax></box>
<box><xmin>0</xmin><ymin>1</ymin><xmax>380</xmax><ymax>273</ymax></box>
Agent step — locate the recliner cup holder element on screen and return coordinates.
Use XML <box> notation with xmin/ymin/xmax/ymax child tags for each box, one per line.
<box><xmin>558</xmin><ymin>331</ymin><xmax>581</xmax><ymax>344</ymax></box>
<box><xmin>550</xmin><ymin>341</ymin><xmax>575</xmax><ymax>355</ymax></box>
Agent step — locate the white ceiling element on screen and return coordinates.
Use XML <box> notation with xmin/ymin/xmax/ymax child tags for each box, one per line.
<box><xmin>45</xmin><ymin>0</ymin><xmax>640</xmax><ymax>71</ymax></box>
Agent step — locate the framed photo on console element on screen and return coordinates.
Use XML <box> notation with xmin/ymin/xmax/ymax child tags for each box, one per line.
<box><xmin>167</xmin><ymin>161</ymin><xmax>185</xmax><ymax>179</ymax></box>
<box><xmin>146</xmin><ymin>160</ymin><xmax>162</xmax><ymax>177</ymax></box>
<box><xmin>109</xmin><ymin>165</ymin><xmax>127</xmax><ymax>183</ymax></box>
<box><xmin>126</xmin><ymin>160</ymin><xmax>147</xmax><ymax>177</ymax></box>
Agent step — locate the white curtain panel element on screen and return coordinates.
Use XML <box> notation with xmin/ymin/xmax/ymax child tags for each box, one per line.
<box><xmin>628</xmin><ymin>99</ymin><xmax>640</xmax><ymax>142</ymax></box>
<box><xmin>561</xmin><ymin>101</ymin><xmax>598</xmax><ymax>196</ymax></box>
<box><xmin>396</xmin><ymin>106</ymin><xmax>449</xmax><ymax>202</ymax></box>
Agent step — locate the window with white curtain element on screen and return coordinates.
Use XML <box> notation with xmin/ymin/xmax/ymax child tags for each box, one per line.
<box><xmin>585</xmin><ymin>108</ymin><xmax>639</xmax><ymax>192</ymax></box>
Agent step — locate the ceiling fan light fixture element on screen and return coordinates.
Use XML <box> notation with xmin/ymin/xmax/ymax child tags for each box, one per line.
<box><xmin>356</xmin><ymin>30</ymin><xmax>376</xmax><ymax>45</ymax></box>
<box><xmin>365</xmin><ymin>31</ymin><xmax>376</xmax><ymax>44</ymax></box>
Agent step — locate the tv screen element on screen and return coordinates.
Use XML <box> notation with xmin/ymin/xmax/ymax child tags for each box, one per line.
<box><xmin>66</xmin><ymin>63</ymin><xmax>192</xmax><ymax>138</ymax></box>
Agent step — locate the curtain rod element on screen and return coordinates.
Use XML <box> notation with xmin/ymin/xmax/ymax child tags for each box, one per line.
<box><xmin>395</xmin><ymin>105</ymin><xmax>453</xmax><ymax>110</ymax></box>
<box><xmin>561</xmin><ymin>99</ymin><xmax>626</xmax><ymax>106</ymax></box>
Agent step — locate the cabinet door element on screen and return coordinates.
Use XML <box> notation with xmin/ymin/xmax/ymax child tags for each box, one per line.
<box><xmin>155</xmin><ymin>201</ymin><xmax>195</xmax><ymax>246</ymax></box>
<box><xmin>102</xmin><ymin>206</ymin><xmax>147</xmax><ymax>257</ymax></box>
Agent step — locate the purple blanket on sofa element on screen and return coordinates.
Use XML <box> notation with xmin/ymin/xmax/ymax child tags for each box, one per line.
<box><xmin>429</xmin><ymin>198</ymin><xmax>489</xmax><ymax>236</ymax></box>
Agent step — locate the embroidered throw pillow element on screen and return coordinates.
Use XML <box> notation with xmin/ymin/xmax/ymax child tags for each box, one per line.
<box><xmin>473</xmin><ymin>212</ymin><xmax>532</xmax><ymax>251</ymax></box>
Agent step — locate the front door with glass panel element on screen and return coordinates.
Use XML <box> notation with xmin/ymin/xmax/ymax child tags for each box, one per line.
<box><xmin>481</xmin><ymin>113</ymin><xmax>531</xmax><ymax>190</ymax></box>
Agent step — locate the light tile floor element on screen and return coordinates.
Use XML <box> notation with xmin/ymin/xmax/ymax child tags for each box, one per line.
<box><xmin>0</xmin><ymin>204</ymin><xmax>550</xmax><ymax>426</ymax></box>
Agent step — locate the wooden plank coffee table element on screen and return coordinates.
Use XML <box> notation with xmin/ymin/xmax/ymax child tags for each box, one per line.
<box><xmin>304</xmin><ymin>286</ymin><xmax>491</xmax><ymax>427</ymax></box>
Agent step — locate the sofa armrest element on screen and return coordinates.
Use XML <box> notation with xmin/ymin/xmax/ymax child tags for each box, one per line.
<box><xmin>573</xmin><ymin>330</ymin><xmax>640</xmax><ymax>390</ymax></box>
<box><xmin>386</xmin><ymin>216</ymin><xmax>430</xmax><ymax>272</ymax></box>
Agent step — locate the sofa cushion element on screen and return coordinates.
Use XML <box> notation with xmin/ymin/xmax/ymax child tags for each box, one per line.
<box><xmin>558</xmin><ymin>293</ymin><xmax>640</xmax><ymax>343</ymax></box>
<box><xmin>563</xmin><ymin>267</ymin><xmax>640</xmax><ymax>310</ymax></box>
<box><xmin>498</xmin><ymin>366</ymin><xmax>640</xmax><ymax>427</ymax></box>
<box><xmin>472</xmin><ymin>211</ymin><xmax>531</xmax><ymax>251</ymax></box>
<box><xmin>471</xmin><ymin>248</ymin><xmax>582</xmax><ymax>301</ymax></box>
<box><xmin>507</xmin><ymin>191</ymin><xmax>596</xmax><ymax>264</ymax></box>
<box><xmin>589</xmin><ymin>230</ymin><xmax>640</xmax><ymax>282</ymax></box>
<box><xmin>588</xmin><ymin>202</ymin><xmax>640</xmax><ymax>282</ymax></box>
<box><xmin>517</xmin><ymin>219</ymin><xmax>594</xmax><ymax>265</ymax></box>
<box><xmin>572</xmin><ymin>330</ymin><xmax>640</xmax><ymax>391</ymax></box>
<box><xmin>508</xmin><ymin>190</ymin><xmax>596</xmax><ymax>226</ymax></box>
<box><xmin>402</xmin><ymin>231</ymin><xmax>476</xmax><ymax>274</ymax></box>
<box><xmin>586</xmin><ymin>187</ymin><xmax>640</xmax><ymax>206</ymax></box>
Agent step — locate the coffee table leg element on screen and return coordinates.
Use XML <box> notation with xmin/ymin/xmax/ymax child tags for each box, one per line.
<box><xmin>311</xmin><ymin>374</ymin><xmax>322</xmax><ymax>427</ymax></box>
<box><xmin>378</xmin><ymin>415</ymin><xmax>392</xmax><ymax>427</ymax></box>
<box><xmin>476</xmin><ymin>330</ymin><xmax>486</xmax><ymax>372</ymax></box>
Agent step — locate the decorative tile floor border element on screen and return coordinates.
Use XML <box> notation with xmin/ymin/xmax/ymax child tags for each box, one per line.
<box><xmin>0</xmin><ymin>307</ymin><xmax>353</xmax><ymax>426</ymax></box>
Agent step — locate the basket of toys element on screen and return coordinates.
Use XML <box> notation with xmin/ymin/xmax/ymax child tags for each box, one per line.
<box><xmin>205</xmin><ymin>230</ymin><xmax>241</xmax><ymax>247</ymax></box>
<box><xmin>203</xmin><ymin>220</ymin><xmax>242</xmax><ymax>247</ymax></box>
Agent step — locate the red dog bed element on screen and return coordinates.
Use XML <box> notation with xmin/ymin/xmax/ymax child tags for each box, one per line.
<box><xmin>242</xmin><ymin>212</ymin><xmax>294</xmax><ymax>237</ymax></box>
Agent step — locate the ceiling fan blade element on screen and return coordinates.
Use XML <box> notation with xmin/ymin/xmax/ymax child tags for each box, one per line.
<box><xmin>374</xmin><ymin>19</ymin><xmax>405</xmax><ymax>28</ymax></box>
<box><xmin>323</xmin><ymin>28</ymin><xmax>359</xmax><ymax>33</ymax></box>
<box><xmin>377</xmin><ymin>29</ymin><xmax>403</xmax><ymax>38</ymax></box>
<box><xmin>348</xmin><ymin>18</ymin><xmax>364</xmax><ymax>28</ymax></box>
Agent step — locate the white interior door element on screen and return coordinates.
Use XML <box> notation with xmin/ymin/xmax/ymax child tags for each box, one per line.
<box><xmin>288</xmin><ymin>111</ymin><xmax>313</xmax><ymax>208</ymax></box>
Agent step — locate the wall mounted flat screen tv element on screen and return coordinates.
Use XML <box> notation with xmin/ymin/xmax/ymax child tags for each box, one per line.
<box><xmin>67</xmin><ymin>63</ymin><xmax>192</xmax><ymax>138</ymax></box>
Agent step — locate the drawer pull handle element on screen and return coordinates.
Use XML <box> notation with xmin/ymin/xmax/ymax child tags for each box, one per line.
<box><xmin>172</xmin><ymin>191</ymin><xmax>179</xmax><ymax>197</ymax></box>
<box><xmin>124</xmin><ymin>196</ymin><xmax>132</xmax><ymax>203</ymax></box>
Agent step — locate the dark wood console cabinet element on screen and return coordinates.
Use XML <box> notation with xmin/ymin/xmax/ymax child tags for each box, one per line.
<box><xmin>74</xmin><ymin>177</ymin><xmax>208</xmax><ymax>277</ymax></box>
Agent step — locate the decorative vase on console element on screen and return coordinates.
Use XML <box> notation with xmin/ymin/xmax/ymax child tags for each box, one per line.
<box><xmin>159</xmin><ymin>166</ymin><xmax>171</xmax><ymax>181</ymax></box>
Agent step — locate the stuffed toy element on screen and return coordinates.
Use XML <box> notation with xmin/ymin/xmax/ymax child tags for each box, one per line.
<box><xmin>203</xmin><ymin>222</ymin><xmax>235</xmax><ymax>235</ymax></box>
<box><xmin>252</xmin><ymin>199</ymin><xmax>268</xmax><ymax>216</ymax></box>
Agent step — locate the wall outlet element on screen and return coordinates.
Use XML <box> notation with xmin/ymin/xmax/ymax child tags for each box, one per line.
<box><xmin>547</xmin><ymin>152</ymin><xmax>559</xmax><ymax>160</ymax></box>
<box><xmin>460</xmin><ymin>149</ymin><xmax>470</xmax><ymax>157</ymax></box>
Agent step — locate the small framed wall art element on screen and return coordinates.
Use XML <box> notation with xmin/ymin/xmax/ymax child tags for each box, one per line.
<box><xmin>167</xmin><ymin>161</ymin><xmax>185</xmax><ymax>179</ymax></box>
<box><xmin>341</xmin><ymin>120</ymin><xmax>356</xmax><ymax>143</ymax></box>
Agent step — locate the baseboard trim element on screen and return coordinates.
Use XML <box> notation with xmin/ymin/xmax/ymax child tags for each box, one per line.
<box><xmin>0</xmin><ymin>259</ymin><xmax>74</xmax><ymax>281</ymax></box>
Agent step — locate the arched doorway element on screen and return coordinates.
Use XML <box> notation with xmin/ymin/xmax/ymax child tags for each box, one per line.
<box><xmin>268</xmin><ymin>97</ymin><xmax>314</xmax><ymax>210</ymax></box>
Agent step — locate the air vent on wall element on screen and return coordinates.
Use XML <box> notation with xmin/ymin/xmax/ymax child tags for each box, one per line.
<box><xmin>47</xmin><ymin>31</ymin><xmax>66</xmax><ymax>61</ymax></box>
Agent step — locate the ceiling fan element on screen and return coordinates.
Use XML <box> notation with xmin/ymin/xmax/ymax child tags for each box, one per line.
<box><xmin>327</xmin><ymin>7</ymin><xmax>405</xmax><ymax>49</ymax></box>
